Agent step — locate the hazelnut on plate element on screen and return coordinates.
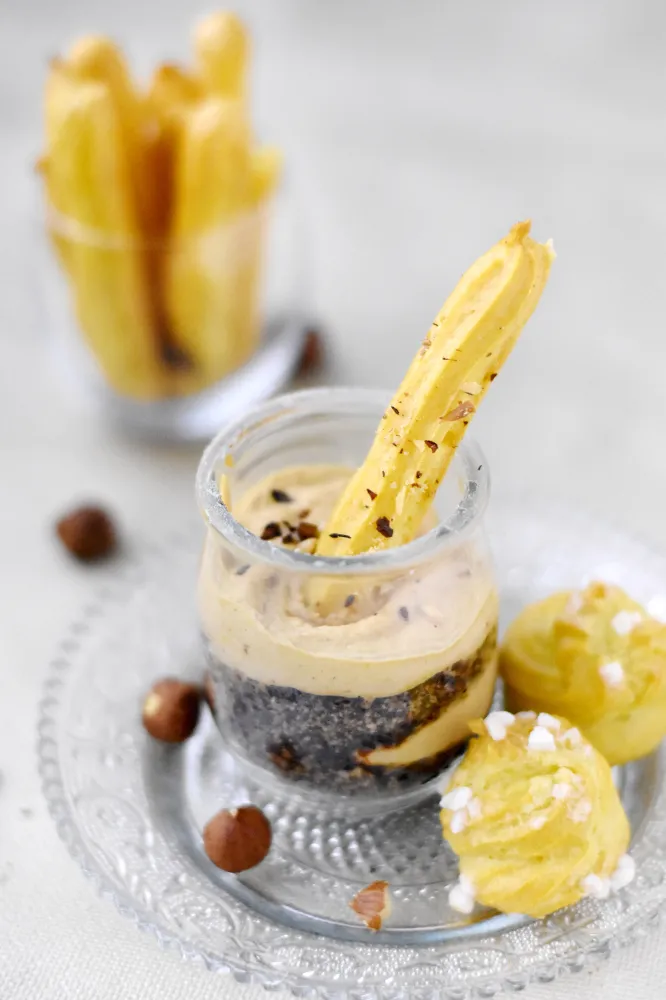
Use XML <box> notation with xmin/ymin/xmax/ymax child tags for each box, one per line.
<box><xmin>142</xmin><ymin>678</ymin><xmax>202</xmax><ymax>743</ymax></box>
<box><xmin>203</xmin><ymin>806</ymin><xmax>272</xmax><ymax>872</ymax></box>
<box><xmin>55</xmin><ymin>505</ymin><xmax>117</xmax><ymax>561</ymax></box>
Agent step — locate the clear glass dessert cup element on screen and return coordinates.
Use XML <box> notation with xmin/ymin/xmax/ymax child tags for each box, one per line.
<box><xmin>196</xmin><ymin>387</ymin><xmax>498</xmax><ymax>812</ymax></box>
<box><xmin>41</xmin><ymin>177</ymin><xmax>306</xmax><ymax>441</ymax></box>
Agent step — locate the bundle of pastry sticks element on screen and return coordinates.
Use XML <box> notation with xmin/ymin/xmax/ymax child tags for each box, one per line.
<box><xmin>41</xmin><ymin>13</ymin><xmax>281</xmax><ymax>399</ymax></box>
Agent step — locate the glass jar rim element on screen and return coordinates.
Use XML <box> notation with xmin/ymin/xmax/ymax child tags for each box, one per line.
<box><xmin>196</xmin><ymin>387</ymin><xmax>490</xmax><ymax>576</ymax></box>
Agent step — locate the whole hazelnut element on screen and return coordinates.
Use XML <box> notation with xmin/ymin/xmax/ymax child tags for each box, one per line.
<box><xmin>142</xmin><ymin>678</ymin><xmax>202</xmax><ymax>743</ymax></box>
<box><xmin>56</xmin><ymin>505</ymin><xmax>117</xmax><ymax>561</ymax></box>
<box><xmin>203</xmin><ymin>806</ymin><xmax>272</xmax><ymax>872</ymax></box>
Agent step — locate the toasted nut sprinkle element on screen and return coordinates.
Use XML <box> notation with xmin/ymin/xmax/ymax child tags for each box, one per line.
<box><xmin>271</xmin><ymin>489</ymin><xmax>292</xmax><ymax>503</ymax></box>
<box><xmin>296</xmin><ymin>521</ymin><xmax>320</xmax><ymax>540</ymax></box>
<box><xmin>443</xmin><ymin>401</ymin><xmax>475</xmax><ymax>421</ymax></box>
<box><xmin>376</xmin><ymin>517</ymin><xmax>393</xmax><ymax>538</ymax></box>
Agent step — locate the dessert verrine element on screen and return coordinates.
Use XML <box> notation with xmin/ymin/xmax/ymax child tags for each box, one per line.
<box><xmin>197</xmin><ymin>222</ymin><xmax>554</xmax><ymax>800</ymax></box>
<box><xmin>199</xmin><ymin>442</ymin><xmax>497</xmax><ymax>794</ymax></box>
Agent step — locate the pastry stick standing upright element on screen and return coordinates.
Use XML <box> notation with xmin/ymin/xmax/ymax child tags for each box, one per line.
<box><xmin>143</xmin><ymin>62</ymin><xmax>203</xmax><ymax>244</ymax></box>
<box><xmin>165</xmin><ymin>98</ymin><xmax>255</xmax><ymax>383</ymax></box>
<box><xmin>193</xmin><ymin>12</ymin><xmax>249</xmax><ymax>104</ymax></box>
<box><xmin>43</xmin><ymin>64</ymin><xmax>166</xmax><ymax>399</ymax></box>
<box><xmin>311</xmin><ymin>222</ymin><xmax>554</xmax><ymax>614</ymax></box>
<box><xmin>66</xmin><ymin>36</ymin><xmax>162</xmax><ymax>243</ymax></box>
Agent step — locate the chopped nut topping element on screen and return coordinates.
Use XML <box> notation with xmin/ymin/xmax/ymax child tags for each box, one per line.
<box><xmin>415</xmin><ymin>471</ymin><xmax>422</xmax><ymax>479</ymax></box>
<box><xmin>282</xmin><ymin>533</ymin><xmax>297</xmax><ymax>545</ymax></box>
<box><xmin>271</xmin><ymin>489</ymin><xmax>292</xmax><ymax>503</ymax></box>
<box><xmin>376</xmin><ymin>516</ymin><xmax>393</xmax><ymax>538</ymax></box>
<box><xmin>296</xmin><ymin>521</ymin><xmax>320</xmax><ymax>540</ymax></box>
<box><xmin>489</xmin><ymin>373</ymin><xmax>498</xmax><ymax>381</ymax></box>
<box><xmin>424</xmin><ymin>440</ymin><xmax>438</xmax><ymax>452</ymax></box>
<box><xmin>261</xmin><ymin>522</ymin><xmax>282</xmax><ymax>541</ymax></box>
<box><xmin>350</xmin><ymin>880</ymin><xmax>392</xmax><ymax>931</ymax></box>
<box><xmin>443</xmin><ymin>401</ymin><xmax>475</xmax><ymax>421</ymax></box>
<box><xmin>367</xmin><ymin>489</ymin><xmax>377</xmax><ymax>500</ymax></box>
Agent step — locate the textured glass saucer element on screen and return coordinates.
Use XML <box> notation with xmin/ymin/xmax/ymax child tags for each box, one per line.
<box><xmin>38</xmin><ymin>501</ymin><xmax>666</xmax><ymax>999</ymax></box>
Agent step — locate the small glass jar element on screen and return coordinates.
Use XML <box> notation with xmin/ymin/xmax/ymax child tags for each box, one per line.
<box><xmin>196</xmin><ymin>388</ymin><xmax>498</xmax><ymax>811</ymax></box>
<box><xmin>41</xmin><ymin>179</ymin><xmax>306</xmax><ymax>441</ymax></box>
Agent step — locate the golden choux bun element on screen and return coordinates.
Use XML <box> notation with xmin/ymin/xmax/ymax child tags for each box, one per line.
<box><xmin>500</xmin><ymin>582</ymin><xmax>666</xmax><ymax>765</ymax></box>
<box><xmin>441</xmin><ymin>711</ymin><xmax>632</xmax><ymax>918</ymax></box>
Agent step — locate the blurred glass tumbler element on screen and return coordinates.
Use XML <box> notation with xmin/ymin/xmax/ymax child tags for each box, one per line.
<box><xmin>196</xmin><ymin>388</ymin><xmax>499</xmax><ymax>812</ymax></box>
<box><xmin>42</xmin><ymin>182</ymin><xmax>306</xmax><ymax>440</ymax></box>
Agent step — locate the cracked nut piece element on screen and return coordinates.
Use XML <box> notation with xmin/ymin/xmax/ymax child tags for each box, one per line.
<box><xmin>350</xmin><ymin>880</ymin><xmax>392</xmax><ymax>931</ymax></box>
<box><xmin>56</xmin><ymin>505</ymin><xmax>117</xmax><ymax>561</ymax></box>
<box><xmin>203</xmin><ymin>805</ymin><xmax>272</xmax><ymax>872</ymax></box>
<box><xmin>142</xmin><ymin>678</ymin><xmax>202</xmax><ymax>743</ymax></box>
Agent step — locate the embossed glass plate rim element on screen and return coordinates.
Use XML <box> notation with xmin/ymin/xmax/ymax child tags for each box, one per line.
<box><xmin>37</xmin><ymin>504</ymin><xmax>666</xmax><ymax>999</ymax></box>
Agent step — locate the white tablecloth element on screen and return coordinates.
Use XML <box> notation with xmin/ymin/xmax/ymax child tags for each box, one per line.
<box><xmin>2</xmin><ymin>1</ymin><xmax>666</xmax><ymax>996</ymax></box>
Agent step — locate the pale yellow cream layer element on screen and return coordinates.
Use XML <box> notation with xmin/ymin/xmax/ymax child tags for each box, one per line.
<box><xmin>198</xmin><ymin>464</ymin><xmax>498</xmax><ymax>699</ymax></box>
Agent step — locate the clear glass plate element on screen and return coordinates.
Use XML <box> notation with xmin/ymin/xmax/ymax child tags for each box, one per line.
<box><xmin>38</xmin><ymin>500</ymin><xmax>666</xmax><ymax>998</ymax></box>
